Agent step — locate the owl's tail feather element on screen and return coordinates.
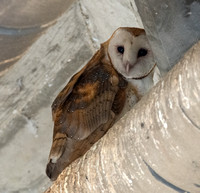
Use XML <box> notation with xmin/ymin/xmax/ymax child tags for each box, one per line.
<box><xmin>46</xmin><ymin>119</ymin><xmax>116</xmax><ymax>181</ymax></box>
<box><xmin>46</xmin><ymin>132</ymin><xmax>68</xmax><ymax>180</ymax></box>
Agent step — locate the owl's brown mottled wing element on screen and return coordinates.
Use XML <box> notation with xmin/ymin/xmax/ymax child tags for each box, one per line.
<box><xmin>46</xmin><ymin>59</ymin><xmax>127</xmax><ymax>180</ymax></box>
<box><xmin>52</xmin><ymin>61</ymin><xmax>127</xmax><ymax>139</ymax></box>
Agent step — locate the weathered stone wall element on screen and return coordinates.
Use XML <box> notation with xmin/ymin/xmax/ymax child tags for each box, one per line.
<box><xmin>0</xmin><ymin>0</ymin><xmax>74</xmax><ymax>75</ymax></box>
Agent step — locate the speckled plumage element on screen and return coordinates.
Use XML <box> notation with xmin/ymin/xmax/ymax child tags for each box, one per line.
<box><xmin>46</xmin><ymin>27</ymin><xmax>157</xmax><ymax>180</ymax></box>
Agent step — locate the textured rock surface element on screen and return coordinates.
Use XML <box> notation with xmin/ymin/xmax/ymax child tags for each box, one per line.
<box><xmin>0</xmin><ymin>0</ymin><xmax>75</xmax><ymax>75</ymax></box>
<box><xmin>0</xmin><ymin>0</ymin><xmax>141</xmax><ymax>192</ymax></box>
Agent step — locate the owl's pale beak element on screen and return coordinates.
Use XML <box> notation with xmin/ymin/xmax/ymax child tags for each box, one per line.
<box><xmin>125</xmin><ymin>62</ymin><xmax>132</xmax><ymax>74</ymax></box>
<box><xmin>125</xmin><ymin>63</ymin><xmax>129</xmax><ymax>73</ymax></box>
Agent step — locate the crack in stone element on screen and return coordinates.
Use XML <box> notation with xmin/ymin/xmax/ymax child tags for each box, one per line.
<box><xmin>194</xmin><ymin>183</ymin><xmax>200</xmax><ymax>188</ymax></box>
<box><xmin>178</xmin><ymin>101</ymin><xmax>200</xmax><ymax>131</ymax></box>
<box><xmin>78</xmin><ymin>0</ymin><xmax>98</xmax><ymax>50</ymax></box>
<box><xmin>143</xmin><ymin>160</ymin><xmax>190</xmax><ymax>193</ymax></box>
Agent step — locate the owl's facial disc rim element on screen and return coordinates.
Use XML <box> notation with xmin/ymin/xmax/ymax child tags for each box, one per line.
<box><xmin>128</xmin><ymin>63</ymin><xmax>157</xmax><ymax>80</ymax></box>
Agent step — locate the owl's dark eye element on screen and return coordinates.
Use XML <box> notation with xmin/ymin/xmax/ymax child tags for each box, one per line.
<box><xmin>137</xmin><ymin>48</ymin><xmax>148</xmax><ymax>58</ymax></box>
<box><xmin>117</xmin><ymin>46</ymin><xmax>124</xmax><ymax>54</ymax></box>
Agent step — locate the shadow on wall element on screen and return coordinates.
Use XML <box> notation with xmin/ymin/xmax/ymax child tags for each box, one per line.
<box><xmin>134</xmin><ymin>0</ymin><xmax>200</xmax><ymax>74</ymax></box>
<box><xmin>0</xmin><ymin>0</ymin><xmax>74</xmax><ymax>76</ymax></box>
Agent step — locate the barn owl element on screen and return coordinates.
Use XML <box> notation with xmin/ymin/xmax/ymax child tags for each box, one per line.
<box><xmin>46</xmin><ymin>27</ymin><xmax>158</xmax><ymax>180</ymax></box>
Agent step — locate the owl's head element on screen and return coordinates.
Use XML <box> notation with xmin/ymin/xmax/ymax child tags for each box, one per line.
<box><xmin>107</xmin><ymin>27</ymin><xmax>155</xmax><ymax>79</ymax></box>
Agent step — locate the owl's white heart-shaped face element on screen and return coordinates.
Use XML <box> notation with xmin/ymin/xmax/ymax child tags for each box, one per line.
<box><xmin>108</xmin><ymin>28</ymin><xmax>155</xmax><ymax>79</ymax></box>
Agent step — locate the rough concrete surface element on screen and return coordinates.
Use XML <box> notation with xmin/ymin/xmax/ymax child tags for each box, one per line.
<box><xmin>0</xmin><ymin>0</ymin><xmax>75</xmax><ymax>75</ymax></box>
<box><xmin>0</xmin><ymin>0</ymin><xmax>142</xmax><ymax>192</ymax></box>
